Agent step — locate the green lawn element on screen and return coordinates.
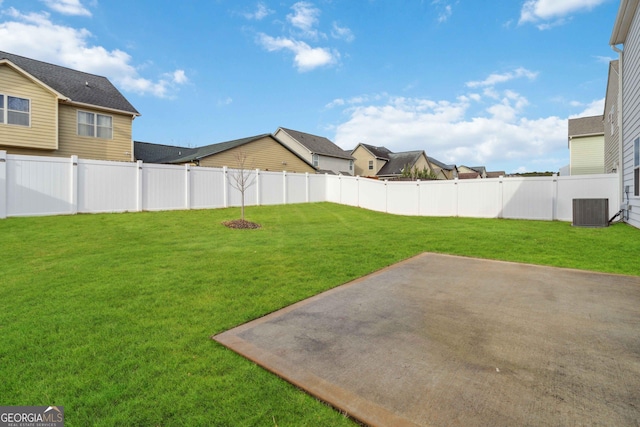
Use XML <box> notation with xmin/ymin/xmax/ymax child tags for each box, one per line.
<box><xmin>1</xmin><ymin>203</ymin><xmax>639</xmax><ymax>426</ymax></box>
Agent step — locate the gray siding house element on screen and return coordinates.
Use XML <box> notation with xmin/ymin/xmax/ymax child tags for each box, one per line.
<box><xmin>610</xmin><ymin>0</ymin><xmax>640</xmax><ymax>228</ymax></box>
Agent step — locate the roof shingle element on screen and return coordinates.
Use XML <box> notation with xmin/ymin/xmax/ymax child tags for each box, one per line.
<box><xmin>0</xmin><ymin>50</ymin><xmax>139</xmax><ymax>115</ymax></box>
<box><xmin>278</xmin><ymin>128</ymin><xmax>353</xmax><ymax>160</ymax></box>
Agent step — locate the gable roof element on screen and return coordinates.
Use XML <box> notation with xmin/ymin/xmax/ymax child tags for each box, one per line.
<box><xmin>356</xmin><ymin>143</ymin><xmax>392</xmax><ymax>160</ymax></box>
<box><xmin>0</xmin><ymin>50</ymin><xmax>139</xmax><ymax>115</ymax></box>
<box><xmin>427</xmin><ymin>156</ymin><xmax>456</xmax><ymax>171</ymax></box>
<box><xmin>568</xmin><ymin>115</ymin><xmax>604</xmax><ymax>139</ymax></box>
<box><xmin>134</xmin><ymin>134</ymin><xmax>315</xmax><ymax>168</ymax></box>
<box><xmin>378</xmin><ymin>151</ymin><xmax>426</xmax><ymax>176</ymax></box>
<box><xmin>277</xmin><ymin>128</ymin><xmax>353</xmax><ymax>160</ymax></box>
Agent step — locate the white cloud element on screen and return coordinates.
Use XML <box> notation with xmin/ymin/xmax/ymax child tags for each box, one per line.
<box><xmin>287</xmin><ymin>1</ymin><xmax>321</xmax><ymax>39</ymax></box>
<box><xmin>466</xmin><ymin>67</ymin><xmax>538</xmax><ymax>88</ymax></box>
<box><xmin>431</xmin><ymin>0</ymin><xmax>454</xmax><ymax>23</ymax></box>
<box><xmin>171</xmin><ymin>69</ymin><xmax>188</xmax><ymax>84</ymax></box>
<box><xmin>42</xmin><ymin>0</ymin><xmax>91</xmax><ymax>17</ymax></box>
<box><xmin>257</xmin><ymin>33</ymin><xmax>337</xmax><ymax>71</ymax></box>
<box><xmin>332</xmin><ymin>86</ymin><xmax>568</xmax><ymax>173</ymax></box>
<box><xmin>519</xmin><ymin>0</ymin><xmax>608</xmax><ymax>28</ymax></box>
<box><xmin>0</xmin><ymin>8</ymin><xmax>187</xmax><ymax>98</ymax></box>
<box><xmin>331</xmin><ymin>22</ymin><xmax>354</xmax><ymax>42</ymax></box>
<box><xmin>243</xmin><ymin>2</ymin><xmax>273</xmax><ymax>20</ymax></box>
<box><xmin>569</xmin><ymin>98</ymin><xmax>605</xmax><ymax>118</ymax></box>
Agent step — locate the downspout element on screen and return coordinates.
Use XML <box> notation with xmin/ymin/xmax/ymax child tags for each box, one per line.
<box><xmin>612</xmin><ymin>44</ymin><xmax>625</xmax><ymax>219</ymax></box>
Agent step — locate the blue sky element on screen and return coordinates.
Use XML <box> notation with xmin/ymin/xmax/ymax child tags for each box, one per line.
<box><xmin>0</xmin><ymin>0</ymin><xmax>621</xmax><ymax>173</ymax></box>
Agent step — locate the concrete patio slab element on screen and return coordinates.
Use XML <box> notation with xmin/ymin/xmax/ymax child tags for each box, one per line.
<box><xmin>213</xmin><ymin>253</ymin><xmax>640</xmax><ymax>427</ymax></box>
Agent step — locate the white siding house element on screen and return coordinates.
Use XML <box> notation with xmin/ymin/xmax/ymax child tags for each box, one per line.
<box><xmin>611</xmin><ymin>0</ymin><xmax>640</xmax><ymax>228</ymax></box>
<box><xmin>274</xmin><ymin>127</ymin><xmax>354</xmax><ymax>175</ymax></box>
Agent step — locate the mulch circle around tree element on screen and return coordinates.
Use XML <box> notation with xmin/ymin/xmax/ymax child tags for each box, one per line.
<box><xmin>222</xmin><ymin>219</ymin><xmax>261</xmax><ymax>229</ymax></box>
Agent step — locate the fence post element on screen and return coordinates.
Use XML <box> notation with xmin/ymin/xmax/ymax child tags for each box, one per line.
<box><xmin>255</xmin><ymin>169</ymin><xmax>261</xmax><ymax>206</ymax></box>
<box><xmin>356</xmin><ymin>176</ymin><xmax>360</xmax><ymax>208</ymax></box>
<box><xmin>304</xmin><ymin>172</ymin><xmax>309</xmax><ymax>203</ymax></box>
<box><xmin>185</xmin><ymin>164</ymin><xmax>191</xmax><ymax>209</ymax></box>
<box><xmin>384</xmin><ymin>179</ymin><xmax>388</xmax><ymax>213</ymax></box>
<box><xmin>70</xmin><ymin>155</ymin><xmax>78</xmax><ymax>215</ymax></box>
<box><xmin>454</xmin><ymin>178</ymin><xmax>459</xmax><ymax>217</ymax></box>
<box><xmin>552</xmin><ymin>173</ymin><xmax>558</xmax><ymax>221</ymax></box>
<box><xmin>283</xmin><ymin>170</ymin><xmax>287</xmax><ymax>204</ymax></box>
<box><xmin>223</xmin><ymin>166</ymin><xmax>228</xmax><ymax>208</ymax></box>
<box><xmin>416</xmin><ymin>179</ymin><xmax>421</xmax><ymax>216</ymax></box>
<box><xmin>498</xmin><ymin>177</ymin><xmax>504</xmax><ymax>219</ymax></box>
<box><xmin>136</xmin><ymin>161</ymin><xmax>143</xmax><ymax>212</ymax></box>
<box><xmin>0</xmin><ymin>151</ymin><xmax>6</xmax><ymax>219</ymax></box>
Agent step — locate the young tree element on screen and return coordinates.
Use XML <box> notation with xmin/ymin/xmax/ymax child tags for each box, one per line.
<box><xmin>228</xmin><ymin>150</ymin><xmax>257</xmax><ymax>222</ymax></box>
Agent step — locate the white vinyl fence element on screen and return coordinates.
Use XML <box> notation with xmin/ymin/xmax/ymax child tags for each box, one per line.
<box><xmin>0</xmin><ymin>151</ymin><xmax>620</xmax><ymax>222</ymax></box>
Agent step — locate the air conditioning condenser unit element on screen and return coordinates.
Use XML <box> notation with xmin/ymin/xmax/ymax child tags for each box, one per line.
<box><xmin>572</xmin><ymin>198</ymin><xmax>609</xmax><ymax>227</ymax></box>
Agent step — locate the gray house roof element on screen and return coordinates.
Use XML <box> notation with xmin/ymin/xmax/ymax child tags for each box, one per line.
<box><xmin>134</xmin><ymin>134</ymin><xmax>315</xmax><ymax>168</ymax></box>
<box><xmin>358</xmin><ymin>143</ymin><xmax>392</xmax><ymax>160</ymax></box>
<box><xmin>427</xmin><ymin>156</ymin><xmax>456</xmax><ymax>171</ymax></box>
<box><xmin>278</xmin><ymin>128</ymin><xmax>354</xmax><ymax>160</ymax></box>
<box><xmin>134</xmin><ymin>141</ymin><xmax>196</xmax><ymax>163</ymax></box>
<box><xmin>378</xmin><ymin>151</ymin><xmax>425</xmax><ymax>176</ymax></box>
<box><xmin>568</xmin><ymin>115</ymin><xmax>604</xmax><ymax>139</ymax></box>
<box><xmin>0</xmin><ymin>50</ymin><xmax>139</xmax><ymax>115</ymax></box>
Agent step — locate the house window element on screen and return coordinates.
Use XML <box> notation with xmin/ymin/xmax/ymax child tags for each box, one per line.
<box><xmin>78</xmin><ymin>111</ymin><xmax>112</xmax><ymax>139</ymax></box>
<box><xmin>0</xmin><ymin>94</ymin><xmax>30</xmax><ymax>126</ymax></box>
<box><xmin>349</xmin><ymin>160</ymin><xmax>354</xmax><ymax>171</ymax></box>
<box><xmin>312</xmin><ymin>154</ymin><xmax>319</xmax><ymax>167</ymax></box>
<box><xmin>635</xmin><ymin>138</ymin><xmax>639</xmax><ymax>196</ymax></box>
<box><xmin>368</xmin><ymin>160</ymin><xmax>373</xmax><ymax>170</ymax></box>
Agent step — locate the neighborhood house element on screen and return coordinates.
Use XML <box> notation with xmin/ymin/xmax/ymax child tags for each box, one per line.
<box><xmin>0</xmin><ymin>51</ymin><xmax>139</xmax><ymax>162</ymax></box>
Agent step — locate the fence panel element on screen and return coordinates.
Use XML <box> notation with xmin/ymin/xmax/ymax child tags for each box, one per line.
<box><xmin>308</xmin><ymin>174</ymin><xmax>326</xmax><ymax>202</ymax></box>
<box><xmin>142</xmin><ymin>163</ymin><xmax>186</xmax><ymax>211</ymax></box>
<box><xmin>226</xmin><ymin>168</ymin><xmax>258</xmax><ymax>208</ymax></box>
<box><xmin>387</xmin><ymin>181</ymin><xmax>420</xmax><ymax>215</ymax></box>
<box><xmin>501</xmin><ymin>177</ymin><xmax>554</xmax><ymax>220</ymax></box>
<box><xmin>259</xmin><ymin>171</ymin><xmax>284</xmax><ymax>205</ymax></box>
<box><xmin>457</xmin><ymin>179</ymin><xmax>502</xmax><ymax>218</ymax></box>
<box><xmin>287</xmin><ymin>173</ymin><xmax>307</xmax><ymax>204</ymax></box>
<box><xmin>419</xmin><ymin>180</ymin><xmax>457</xmax><ymax>216</ymax></box>
<box><xmin>325</xmin><ymin>175</ymin><xmax>342</xmax><ymax>203</ymax></box>
<box><xmin>78</xmin><ymin>159</ymin><xmax>138</xmax><ymax>213</ymax></box>
<box><xmin>190</xmin><ymin>166</ymin><xmax>225</xmax><ymax>209</ymax></box>
<box><xmin>358</xmin><ymin>178</ymin><xmax>386</xmax><ymax>212</ymax></box>
<box><xmin>340</xmin><ymin>176</ymin><xmax>359</xmax><ymax>207</ymax></box>
<box><xmin>6</xmin><ymin>154</ymin><xmax>72</xmax><ymax>217</ymax></box>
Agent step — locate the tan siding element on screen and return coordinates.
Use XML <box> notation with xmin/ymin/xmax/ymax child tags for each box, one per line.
<box><xmin>353</xmin><ymin>145</ymin><xmax>380</xmax><ymax>177</ymax></box>
<box><xmin>0</xmin><ymin>65</ymin><xmax>58</xmax><ymax>150</ymax></box>
<box><xmin>570</xmin><ymin>135</ymin><xmax>605</xmax><ymax>175</ymax></box>
<box><xmin>197</xmin><ymin>136</ymin><xmax>315</xmax><ymax>173</ymax></box>
<box><xmin>414</xmin><ymin>155</ymin><xmax>429</xmax><ymax>171</ymax></box>
<box><xmin>57</xmin><ymin>104</ymin><xmax>133</xmax><ymax>161</ymax></box>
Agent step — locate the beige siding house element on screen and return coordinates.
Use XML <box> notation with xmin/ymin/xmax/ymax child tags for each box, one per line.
<box><xmin>568</xmin><ymin>115</ymin><xmax>605</xmax><ymax>175</ymax></box>
<box><xmin>134</xmin><ymin>134</ymin><xmax>316</xmax><ymax>173</ymax></box>
<box><xmin>0</xmin><ymin>51</ymin><xmax>139</xmax><ymax>161</ymax></box>
<box><xmin>351</xmin><ymin>143</ymin><xmax>441</xmax><ymax>179</ymax></box>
